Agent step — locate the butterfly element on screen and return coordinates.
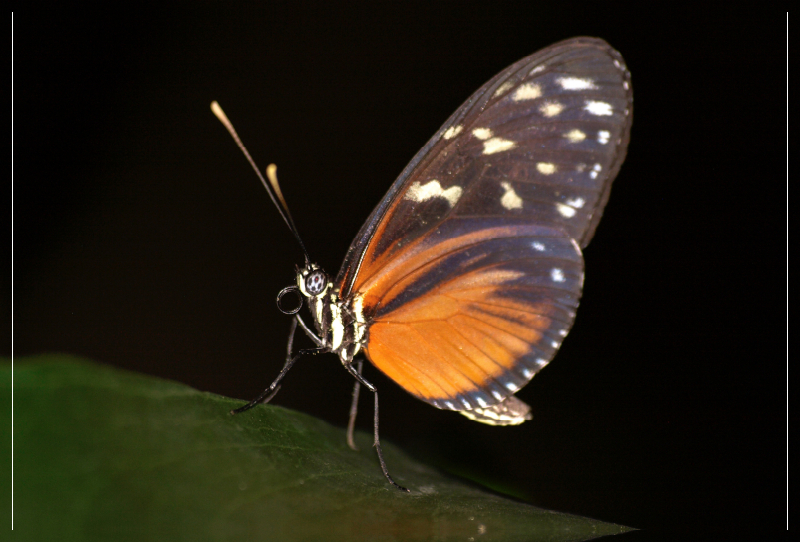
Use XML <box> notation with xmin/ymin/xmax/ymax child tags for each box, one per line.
<box><xmin>212</xmin><ymin>37</ymin><xmax>632</xmax><ymax>491</ymax></box>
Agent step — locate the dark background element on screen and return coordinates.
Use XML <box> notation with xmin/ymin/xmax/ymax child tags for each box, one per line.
<box><xmin>11</xmin><ymin>4</ymin><xmax>785</xmax><ymax>539</ymax></box>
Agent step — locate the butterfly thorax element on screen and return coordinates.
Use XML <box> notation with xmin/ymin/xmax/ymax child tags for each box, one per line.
<box><xmin>296</xmin><ymin>263</ymin><xmax>366</xmax><ymax>364</ymax></box>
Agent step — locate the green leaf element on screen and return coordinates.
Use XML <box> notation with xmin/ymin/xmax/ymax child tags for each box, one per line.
<box><xmin>1</xmin><ymin>355</ymin><xmax>632</xmax><ymax>541</ymax></box>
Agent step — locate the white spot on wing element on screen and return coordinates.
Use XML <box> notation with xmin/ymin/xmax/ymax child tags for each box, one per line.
<box><xmin>491</xmin><ymin>390</ymin><xmax>504</xmax><ymax>401</ymax></box>
<box><xmin>443</xmin><ymin>125</ymin><xmax>463</xmax><ymax>139</ymax></box>
<box><xmin>499</xmin><ymin>181</ymin><xmax>523</xmax><ymax>210</ymax></box>
<box><xmin>532</xmin><ymin>241</ymin><xmax>545</xmax><ymax>251</ymax></box>
<box><xmin>589</xmin><ymin>163</ymin><xmax>602</xmax><ymax>179</ymax></box>
<box><xmin>550</xmin><ymin>268</ymin><xmax>565</xmax><ymax>282</ymax></box>
<box><xmin>522</xmin><ymin>368</ymin><xmax>533</xmax><ymax>378</ymax></box>
<box><xmin>445</xmin><ymin>401</ymin><xmax>455</xmax><ymax>410</ymax></box>
<box><xmin>556</xmin><ymin>203</ymin><xmax>576</xmax><ymax>217</ymax></box>
<box><xmin>476</xmin><ymin>397</ymin><xmax>488</xmax><ymax>408</ymax></box>
<box><xmin>504</xmin><ymin>381</ymin><xmax>518</xmax><ymax>392</ymax></box>
<box><xmin>557</xmin><ymin>76</ymin><xmax>598</xmax><ymax>90</ymax></box>
<box><xmin>558</xmin><ymin>329</ymin><xmax>568</xmax><ymax>337</ymax></box>
<box><xmin>537</xmin><ymin>162</ymin><xmax>557</xmax><ymax>175</ymax></box>
<box><xmin>483</xmin><ymin>137</ymin><xmax>516</xmax><ymax>155</ymax></box>
<box><xmin>528</xmin><ymin>65</ymin><xmax>546</xmax><ymax>75</ymax></box>
<box><xmin>584</xmin><ymin>100</ymin><xmax>613</xmax><ymax>116</ymax></box>
<box><xmin>536</xmin><ymin>358</ymin><xmax>548</xmax><ymax>367</ymax></box>
<box><xmin>540</xmin><ymin>101</ymin><xmax>564</xmax><ymax>117</ymax></box>
<box><xmin>512</xmin><ymin>83</ymin><xmax>542</xmax><ymax>101</ymax></box>
<box><xmin>405</xmin><ymin>180</ymin><xmax>462</xmax><ymax>207</ymax></box>
<box><xmin>597</xmin><ymin>130</ymin><xmax>610</xmax><ymax>144</ymax></box>
<box><xmin>565</xmin><ymin>129</ymin><xmax>586</xmax><ymax>143</ymax></box>
<box><xmin>472</xmin><ymin>127</ymin><xmax>493</xmax><ymax>140</ymax></box>
<box><xmin>493</xmin><ymin>81</ymin><xmax>514</xmax><ymax>98</ymax></box>
<box><xmin>565</xmin><ymin>197</ymin><xmax>585</xmax><ymax>209</ymax></box>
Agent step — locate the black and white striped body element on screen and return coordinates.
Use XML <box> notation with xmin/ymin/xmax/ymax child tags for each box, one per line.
<box><xmin>296</xmin><ymin>263</ymin><xmax>365</xmax><ymax>366</ymax></box>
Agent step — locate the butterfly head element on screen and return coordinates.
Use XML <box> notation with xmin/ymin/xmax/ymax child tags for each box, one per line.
<box><xmin>294</xmin><ymin>263</ymin><xmax>339</xmax><ymax>345</ymax></box>
<box><xmin>296</xmin><ymin>263</ymin><xmax>331</xmax><ymax>299</ymax></box>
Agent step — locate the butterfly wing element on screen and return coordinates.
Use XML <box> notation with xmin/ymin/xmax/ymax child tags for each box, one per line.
<box><xmin>336</xmin><ymin>37</ymin><xmax>632</xmax><ymax>413</ymax></box>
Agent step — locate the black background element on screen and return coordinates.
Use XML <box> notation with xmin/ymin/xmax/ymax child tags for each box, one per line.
<box><xmin>11</xmin><ymin>4</ymin><xmax>785</xmax><ymax>539</ymax></box>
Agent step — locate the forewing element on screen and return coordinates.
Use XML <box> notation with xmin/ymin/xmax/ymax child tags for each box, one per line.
<box><xmin>337</xmin><ymin>37</ymin><xmax>632</xmax><ymax>299</ymax></box>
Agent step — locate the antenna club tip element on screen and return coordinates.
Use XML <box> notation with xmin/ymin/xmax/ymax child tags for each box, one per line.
<box><xmin>266</xmin><ymin>163</ymin><xmax>278</xmax><ymax>181</ymax></box>
<box><xmin>210</xmin><ymin>101</ymin><xmax>228</xmax><ymax>123</ymax></box>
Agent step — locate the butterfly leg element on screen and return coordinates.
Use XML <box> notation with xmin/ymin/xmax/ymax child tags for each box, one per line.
<box><xmin>231</xmin><ymin>346</ymin><xmax>327</xmax><ymax>415</ymax></box>
<box><xmin>284</xmin><ymin>316</ymin><xmax>299</xmax><ymax>363</ymax></box>
<box><xmin>295</xmin><ymin>313</ymin><xmax>324</xmax><ymax>347</ymax></box>
<box><xmin>344</xmin><ymin>363</ymin><xmax>409</xmax><ymax>492</ymax></box>
<box><xmin>232</xmin><ymin>313</ymin><xmax>327</xmax><ymax>411</ymax></box>
<box><xmin>257</xmin><ymin>314</ymin><xmax>321</xmax><ymax>403</ymax></box>
<box><xmin>244</xmin><ymin>317</ymin><xmax>307</xmax><ymax>407</ymax></box>
<box><xmin>346</xmin><ymin>359</ymin><xmax>363</xmax><ymax>451</ymax></box>
<box><xmin>252</xmin><ymin>317</ymin><xmax>301</xmax><ymax>406</ymax></box>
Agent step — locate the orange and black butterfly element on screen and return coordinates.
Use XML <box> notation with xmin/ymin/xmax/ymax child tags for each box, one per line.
<box><xmin>212</xmin><ymin>37</ymin><xmax>632</xmax><ymax>491</ymax></box>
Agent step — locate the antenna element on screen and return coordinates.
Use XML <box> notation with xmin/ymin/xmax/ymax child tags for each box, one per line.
<box><xmin>210</xmin><ymin>101</ymin><xmax>309</xmax><ymax>263</ymax></box>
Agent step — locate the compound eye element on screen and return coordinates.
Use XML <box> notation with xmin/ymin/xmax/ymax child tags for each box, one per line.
<box><xmin>305</xmin><ymin>271</ymin><xmax>327</xmax><ymax>296</ymax></box>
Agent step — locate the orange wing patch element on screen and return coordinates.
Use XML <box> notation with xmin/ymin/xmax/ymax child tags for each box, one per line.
<box><xmin>365</xmin><ymin>273</ymin><xmax>555</xmax><ymax>409</ymax></box>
